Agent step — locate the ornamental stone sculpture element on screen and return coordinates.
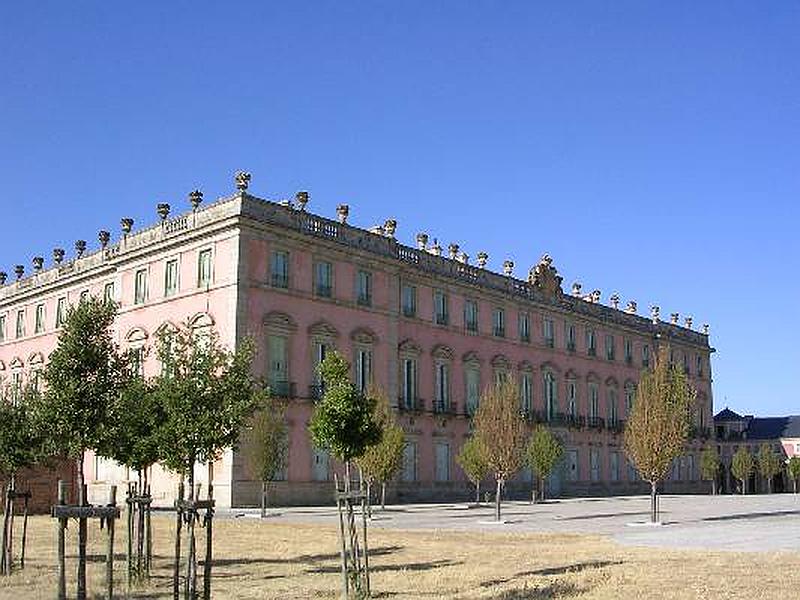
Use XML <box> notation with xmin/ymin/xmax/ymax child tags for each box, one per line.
<box><xmin>702</xmin><ymin>323</ymin><xmax>710</xmax><ymax>335</ymax></box>
<box><xmin>336</xmin><ymin>204</ymin><xmax>349</xmax><ymax>224</ymax></box>
<box><xmin>14</xmin><ymin>265</ymin><xmax>24</xmax><ymax>280</ymax></box>
<box><xmin>625</xmin><ymin>300</ymin><xmax>637</xmax><ymax>314</ymax></box>
<box><xmin>53</xmin><ymin>248</ymin><xmax>65</xmax><ymax>265</ymax></box>
<box><xmin>416</xmin><ymin>233</ymin><xmax>429</xmax><ymax>250</ymax></box>
<box><xmin>590</xmin><ymin>290</ymin><xmax>601</xmax><ymax>304</ymax></box>
<box><xmin>295</xmin><ymin>191</ymin><xmax>309</xmax><ymax>211</ymax></box>
<box><xmin>384</xmin><ymin>219</ymin><xmax>397</xmax><ymax>238</ymax></box>
<box><xmin>429</xmin><ymin>239</ymin><xmax>442</xmax><ymax>256</ymax></box>
<box><xmin>235</xmin><ymin>170</ymin><xmax>251</xmax><ymax>192</ymax></box>
<box><xmin>685</xmin><ymin>316</ymin><xmax>693</xmax><ymax>329</ymax></box>
<box><xmin>32</xmin><ymin>256</ymin><xmax>44</xmax><ymax>272</ymax></box>
<box><xmin>75</xmin><ymin>240</ymin><xmax>87</xmax><ymax>258</ymax></box>
<box><xmin>189</xmin><ymin>190</ymin><xmax>203</xmax><ymax>210</ymax></box>
<box><xmin>609</xmin><ymin>293</ymin><xmax>620</xmax><ymax>309</ymax></box>
<box><xmin>476</xmin><ymin>252</ymin><xmax>488</xmax><ymax>268</ymax></box>
<box><xmin>572</xmin><ymin>282</ymin><xmax>582</xmax><ymax>297</ymax></box>
<box><xmin>157</xmin><ymin>203</ymin><xmax>171</xmax><ymax>221</ymax></box>
<box><xmin>457</xmin><ymin>252</ymin><xmax>469</xmax><ymax>264</ymax></box>
<box><xmin>651</xmin><ymin>305</ymin><xmax>660</xmax><ymax>324</ymax></box>
<box><xmin>529</xmin><ymin>254</ymin><xmax>564</xmax><ymax>296</ymax></box>
<box><xmin>448</xmin><ymin>243</ymin><xmax>459</xmax><ymax>260</ymax></box>
<box><xmin>121</xmin><ymin>218</ymin><xmax>134</xmax><ymax>235</ymax></box>
<box><xmin>503</xmin><ymin>260</ymin><xmax>514</xmax><ymax>276</ymax></box>
<box><xmin>98</xmin><ymin>230</ymin><xmax>111</xmax><ymax>249</ymax></box>
<box><xmin>0</xmin><ymin>272</ymin><xmax>6</xmax><ymax>285</ymax></box>
<box><xmin>670</xmin><ymin>313</ymin><xmax>679</xmax><ymax>325</ymax></box>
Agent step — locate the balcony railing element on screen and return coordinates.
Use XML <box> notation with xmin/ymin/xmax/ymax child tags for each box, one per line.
<box><xmin>566</xmin><ymin>341</ymin><xmax>576</xmax><ymax>352</ymax></box>
<box><xmin>357</xmin><ymin>294</ymin><xmax>372</xmax><ymax>307</ymax></box>
<box><xmin>271</xmin><ymin>273</ymin><xmax>289</xmax><ymax>289</ymax></box>
<box><xmin>315</xmin><ymin>284</ymin><xmax>332</xmax><ymax>298</ymax></box>
<box><xmin>608</xmin><ymin>419</ymin><xmax>626</xmax><ymax>434</ymax></box>
<box><xmin>268</xmin><ymin>379</ymin><xmax>296</xmax><ymax>399</ymax></box>
<box><xmin>433</xmin><ymin>400</ymin><xmax>456</xmax><ymax>415</ymax></box>
<box><xmin>587</xmin><ymin>416</ymin><xmax>605</xmax><ymax>430</ymax></box>
<box><xmin>544</xmin><ymin>337</ymin><xmax>554</xmax><ymax>349</ymax></box>
<box><xmin>398</xmin><ymin>397</ymin><xmax>425</xmax><ymax>412</ymax></box>
<box><xmin>402</xmin><ymin>305</ymin><xmax>416</xmax><ymax>318</ymax></box>
<box><xmin>309</xmin><ymin>384</ymin><xmax>325</xmax><ymax>401</ymax></box>
<box><xmin>493</xmin><ymin>326</ymin><xmax>505</xmax><ymax>338</ymax></box>
<box><xmin>567</xmin><ymin>414</ymin><xmax>585</xmax><ymax>429</ymax></box>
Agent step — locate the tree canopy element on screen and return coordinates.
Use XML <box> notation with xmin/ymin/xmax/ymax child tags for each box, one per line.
<box><xmin>356</xmin><ymin>388</ymin><xmax>404</xmax><ymax>489</ymax></box>
<box><xmin>731</xmin><ymin>447</ymin><xmax>754</xmax><ymax>493</ymax></box>
<box><xmin>525</xmin><ymin>426</ymin><xmax>564</xmax><ymax>500</ymax></box>
<box><xmin>0</xmin><ymin>385</ymin><xmax>43</xmax><ymax>479</ymax></box>
<box><xmin>243</xmin><ymin>396</ymin><xmax>289</xmax><ymax>484</ymax></box>
<box><xmin>757</xmin><ymin>443</ymin><xmax>783</xmax><ymax>493</ymax></box>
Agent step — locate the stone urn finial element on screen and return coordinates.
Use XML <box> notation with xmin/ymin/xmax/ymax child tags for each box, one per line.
<box><xmin>75</xmin><ymin>240</ymin><xmax>87</xmax><ymax>258</ymax></box>
<box><xmin>0</xmin><ymin>272</ymin><xmax>6</xmax><ymax>286</ymax></box>
<box><xmin>295</xmin><ymin>191</ymin><xmax>309</xmax><ymax>211</ymax></box>
<box><xmin>157</xmin><ymin>203</ymin><xmax>171</xmax><ymax>221</ymax></box>
<box><xmin>571</xmin><ymin>282</ymin><xmax>582</xmax><ymax>297</ymax></box>
<box><xmin>14</xmin><ymin>265</ymin><xmax>24</xmax><ymax>280</ymax></box>
<box><xmin>670</xmin><ymin>312</ymin><xmax>679</xmax><ymax>325</ymax></box>
<box><xmin>684</xmin><ymin>316</ymin><xmax>693</xmax><ymax>329</ymax></box>
<box><xmin>702</xmin><ymin>323</ymin><xmax>710</xmax><ymax>335</ymax></box>
<box><xmin>336</xmin><ymin>204</ymin><xmax>349</xmax><ymax>224</ymax></box>
<box><xmin>416</xmin><ymin>233</ymin><xmax>429</xmax><ymax>250</ymax></box>
<box><xmin>609</xmin><ymin>293</ymin><xmax>620</xmax><ymax>309</ymax></box>
<box><xmin>53</xmin><ymin>248</ymin><xmax>65</xmax><ymax>265</ymax></box>
<box><xmin>458</xmin><ymin>252</ymin><xmax>469</xmax><ymax>264</ymax></box>
<box><xmin>503</xmin><ymin>260</ymin><xmax>514</xmax><ymax>276</ymax></box>
<box><xmin>384</xmin><ymin>219</ymin><xmax>397</xmax><ymax>238</ymax></box>
<box><xmin>98</xmin><ymin>230</ymin><xmax>111</xmax><ymax>249</ymax></box>
<box><xmin>591</xmin><ymin>290</ymin><xmax>601</xmax><ymax>304</ymax></box>
<box><xmin>32</xmin><ymin>256</ymin><xmax>44</xmax><ymax>272</ymax></box>
<box><xmin>430</xmin><ymin>239</ymin><xmax>442</xmax><ymax>256</ymax></box>
<box><xmin>625</xmin><ymin>300</ymin><xmax>637</xmax><ymax>314</ymax></box>
<box><xmin>189</xmin><ymin>190</ymin><xmax>203</xmax><ymax>211</ymax></box>
<box><xmin>121</xmin><ymin>218</ymin><xmax>134</xmax><ymax>235</ymax></box>
<box><xmin>448</xmin><ymin>243</ymin><xmax>459</xmax><ymax>260</ymax></box>
<box><xmin>476</xmin><ymin>252</ymin><xmax>488</xmax><ymax>268</ymax></box>
<box><xmin>651</xmin><ymin>305</ymin><xmax>660</xmax><ymax>324</ymax></box>
<box><xmin>235</xmin><ymin>170</ymin><xmax>251</xmax><ymax>192</ymax></box>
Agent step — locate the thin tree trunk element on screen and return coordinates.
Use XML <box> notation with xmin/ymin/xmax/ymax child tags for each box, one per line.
<box><xmin>186</xmin><ymin>463</ymin><xmax>197</xmax><ymax>600</ymax></box>
<box><xmin>345</xmin><ymin>462</ymin><xmax>351</xmax><ymax>493</ymax></box>
<box><xmin>261</xmin><ymin>481</ymin><xmax>267</xmax><ymax>519</ymax></box>
<box><xmin>494</xmin><ymin>479</ymin><xmax>502</xmax><ymax>522</ymax></box>
<box><xmin>741</xmin><ymin>479</ymin><xmax>746</xmax><ymax>495</ymax></box>
<box><xmin>711</xmin><ymin>478</ymin><xmax>717</xmax><ymax>496</ymax></box>
<box><xmin>173</xmin><ymin>480</ymin><xmax>184</xmax><ymax>600</ymax></box>
<box><xmin>77</xmin><ymin>454</ymin><xmax>87</xmax><ymax>600</ymax></box>
<box><xmin>6</xmin><ymin>475</ymin><xmax>15</xmax><ymax>574</ymax></box>
<box><xmin>476</xmin><ymin>481</ymin><xmax>480</xmax><ymax>506</ymax></box>
<box><xmin>541</xmin><ymin>476</ymin><xmax>547</xmax><ymax>503</ymax></box>
<box><xmin>381</xmin><ymin>482</ymin><xmax>386</xmax><ymax>510</ymax></box>
<box><xmin>650</xmin><ymin>480</ymin><xmax>657</xmax><ymax>523</ymax></box>
<box><xmin>1</xmin><ymin>479</ymin><xmax>11</xmax><ymax>575</ymax></box>
<box><xmin>768</xmin><ymin>477</ymin><xmax>772</xmax><ymax>494</ymax></box>
<box><xmin>794</xmin><ymin>478</ymin><xmax>797</xmax><ymax>494</ymax></box>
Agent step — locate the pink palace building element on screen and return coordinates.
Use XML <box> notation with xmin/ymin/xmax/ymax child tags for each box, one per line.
<box><xmin>0</xmin><ymin>173</ymin><xmax>715</xmax><ymax>508</ymax></box>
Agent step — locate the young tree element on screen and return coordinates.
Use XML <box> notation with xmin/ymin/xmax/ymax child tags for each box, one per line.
<box><xmin>356</xmin><ymin>388</ymin><xmax>404</xmax><ymax>511</ymax></box>
<box><xmin>757</xmin><ymin>443</ymin><xmax>782</xmax><ymax>494</ymax></box>
<box><xmin>36</xmin><ymin>297</ymin><xmax>130</xmax><ymax>599</ymax></box>
<box><xmin>700</xmin><ymin>446</ymin><xmax>720</xmax><ymax>495</ymax></box>
<box><xmin>624</xmin><ymin>346</ymin><xmax>694</xmax><ymax>523</ymax></box>
<box><xmin>153</xmin><ymin>323</ymin><xmax>263</xmax><ymax>599</ymax></box>
<box><xmin>525</xmin><ymin>426</ymin><xmax>564</xmax><ymax>503</ymax></box>
<box><xmin>0</xmin><ymin>385</ymin><xmax>43</xmax><ymax>575</ymax></box>
<box><xmin>243</xmin><ymin>397</ymin><xmax>289</xmax><ymax>518</ymax></box>
<box><xmin>309</xmin><ymin>351</ymin><xmax>382</xmax><ymax>489</ymax></box>
<box><xmin>787</xmin><ymin>456</ymin><xmax>800</xmax><ymax>494</ymax></box>
<box><xmin>473</xmin><ymin>379</ymin><xmax>528</xmax><ymax>522</ymax></box>
<box><xmin>456</xmin><ymin>436</ymin><xmax>490</xmax><ymax>506</ymax></box>
<box><xmin>731</xmin><ymin>447</ymin><xmax>754</xmax><ymax>495</ymax></box>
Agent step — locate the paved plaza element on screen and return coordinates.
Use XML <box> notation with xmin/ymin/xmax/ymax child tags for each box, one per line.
<box><xmin>222</xmin><ymin>493</ymin><xmax>800</xmax><ymax>553</ymax></box>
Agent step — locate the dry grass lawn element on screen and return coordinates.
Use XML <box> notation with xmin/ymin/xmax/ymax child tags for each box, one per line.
<box><xmin>0</xmin><ymin>514</ymin><xmax>797</xmax><ymax>599</ymax></box>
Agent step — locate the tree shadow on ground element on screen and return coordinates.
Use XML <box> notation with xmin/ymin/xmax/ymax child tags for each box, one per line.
<box><xmin>701</xmin><ymin>509</ymin><xmax>800</xmax><ymax>522</ymax></box>
<box><xmin>556</xmin><ymin>511</ymin><xmax>656</xmax><ymax>521</ymax></box>
<box><xmin>205</xmin><ymin>544</ymin><xmax>403</xmax><ymax>568</ymax></box>
<box><xmin>307</xmin><ymin>558</ymin><xmax>462</xmax><ymax>575</ymax></box>
<box><xmin>479</xmin><ymin>560</ymin><xmax>621</xmax><ymax>589</ymax></box>
<box><xmin>493</xmin><ymin>581</ymin><xmax>585</xmax><ymax>599</ymax></box>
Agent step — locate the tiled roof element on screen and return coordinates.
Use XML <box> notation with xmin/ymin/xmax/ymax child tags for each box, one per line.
<box><xmin>745</xmin><ymin>416</ymin><xmax>800</xmax><ymax>440</ymax></box>
<box><xmin>714</xmin><ymin>407</ymin><xmax>743</xmax><ymax>421</ymax></box>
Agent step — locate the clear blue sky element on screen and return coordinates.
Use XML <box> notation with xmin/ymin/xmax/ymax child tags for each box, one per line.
<box><xmin>1</xmin><ymin>3</ymin><xmax>798</xmax><ymax>415</ymax></box>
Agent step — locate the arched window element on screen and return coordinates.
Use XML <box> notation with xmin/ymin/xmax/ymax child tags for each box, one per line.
<box><xmin>463</xmin><ymin>352</ymin><xmax>481</xmax><ymax>416</ymax></box>
<box><xmin>543</xmin><ymin>370</ymin><xmax>557</xmax><ymax>420</ymax></box>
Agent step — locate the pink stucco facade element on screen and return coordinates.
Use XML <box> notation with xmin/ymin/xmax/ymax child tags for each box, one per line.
<box><xmin>0</xmin><ymin>183</ymin><xmax>715</xmax><ymax>507</ymax></box>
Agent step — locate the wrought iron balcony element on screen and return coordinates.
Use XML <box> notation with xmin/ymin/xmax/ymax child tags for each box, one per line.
<box><xmin>398</xmin><ymin>397</ymin><xmax>425</xmax><ymax>413</ymax></box>
<box><xmin>315</xmin><ymin>284</ymin><xmax>332</xmax><ymax>298</ymax></box>
<box><xmin>587</xmin><ymin>416</ymin><xmax>605</xmax><ymax>430</ymax></box>
<box><xmin>433</xmin><ymin>400</ymin><xmax>456</xmax><ymax>415</ymax></box>
<box><xmin>608</xmin><ymin>419</ymin><xmax>626</xmax><ymax>434</ymax></box>
<box><xmin>309</xmin><ymin>384</ymin><xmax>325</xmax><ymax>401</ymax></box>
<box><xmin>271</xmin><ymin>273</ymin><xmax>289</xmax><ymax>289</ymax></box>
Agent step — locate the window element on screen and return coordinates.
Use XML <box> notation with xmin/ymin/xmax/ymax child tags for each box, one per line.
<box><xmin>565</xmin><ymin>322</ymin><xmax>576</xmax><ymax>351</ymax></box>
<box><xmin>567</xmin><ymin>379</ymin><xmax>577</xmax><ymax>417</ymax></box>
<box><xmin>520</xmin><ymin>373</ymin><xmax>532</xmax><ymax>413</ymax></box>
<box><xmin>586</xmin><ymin>328</ymin><xmax>596</xmax><ymax>356</ymax></box>
<box><xmin>402</xmin><ymin>441</ymin><xmax>418</xmax><ymax>482</ymax></box>
<box><xmin>608</xmin><ymin>389</ymin><xmax>618</xmax><ymax>425</ymax></box>
<box><xmin>164</xmin><ymin>259</ymin><xmax>179</xmax><ymax>297</ymax></box>
<box><xmin>15</xmin><ymin>310</ymin><xmax>25</xmax><ymax>338</ymax></box>
<box><xmin>543</xmin><ymin>318</ymin><xmax>554</xmax><ymax>348</ymax></box>
<box><xmin>567</xmin><ymin>450</ymin><xmax>579</xmax><ymax>482</ymax></box>
<box><xmin>312</xmin><ymin>448</ymin><xmax>329</xmax><ymax>481</ymax></box>
<box><xmin>356</xmin><ymin>270</ymin><xmax>372</xmax><ymax>306</ymax></box>
<box><xmin>589</xmin><ymin>383</ymin><xmax>599</xmax><ymax>420</ymax></box>
<box><xmin>697</xmin><ymin>355</ymin><xmax>704</xmax><ymax>377</ymax></box>
<box><xmin>642</xmin><ymin>344</ymin><xmax>650</xmax><ymax>367</ymax></box>
<box><xmin>402</xmin><ymin>358</ymin><xmax>417</xmax><ymax>408</ymax></box>
<box><xmin>315</xmin><ymin>261</ymin><xmax>333</xmax><ymax>297</ymax></box>
<box><xmin>313</xmin><ymin>341</ymin><xmax>330</xmax><ymax>387</ymax></box>
<box><xmin>270</xmin><ymin>251</ymin><xmax>289</xmax><ymax>289</ymax></box>
<box><xmin>435</xmin><ymin>362</ymin><xmax>450</xmax><ymax>411</ymax></box>
<box><xmin>590</xmin><ymin>450</ymin><xmax>600</xmax><ymax>482</ymax></box>
<box><xmin>401</xmin><ymin>284</ymin><xmax>416</xmax><ymax>317</ymax></box>
<box><xmin>267</xmin><ymin>335</ymin><xmax>289</xmax><ymax>396</ymax></box>
<box><xmin>687</xmin><ymin>454</ymin><xmax>695</xmax><ymax>481</ymax></box>
<box><xmin>134</xmin><ymin>269</ymin><xmax>148</xmax><ymax>304</ymax></box>
<box><xmin>543</xmin><ymin>371</ymin><xmax>557</xmax><ymax>420</ymax></box>
<box><xmin>465</xmin><ymin>368</ymin><xmax>480</xmax><ymax>415</ymax></box>
<box><xmin>605</xmin><ymin>335</ymin><xmax>615</xmax><ymax>361</ymax></box>
<box><xmin>0</xmin><ymin>315</ymin><xmax>5</xmax><ymax>342</ymax></box>
<box><xmin>197</xmin><ymin>249</ymin><xmax>212</xmax><ymax>288</ymax></box>
<box><xmin>464</xmin><ymin>300</ymin><xmax>478</xmax><ymax>333</ymax></box>
<box><xmin>131</xmin><ymin>347</ymin><xmax>145</xmax><ymax>377</ymax></box>
<box><xmin>492</xmin><ymin>308</ymin><xmax>505</xmax><ymax>337</ymax></box>
<box><xmin>79</xmin><ymin>290</ymin><xmax>89</xmax><ymax>303</ymax></box>
<box><xmin>355</xmin><ymin>348</ymin><xmax>372</xmax><ymax>392</ymax></box>
<box><xmin>610</xmin><ymin>452</ymin><xmax>619</xmax><ymax>481</ymax></box>
<box><xmin>624</xmin><ymin>339</ymin><xmax>633</xmax><ymax>365</ymax></box>
<box><xmin>104</xmin><ymin>282</ymin><xmax>115</xmax><ymax>303</ymax></box>
<box><xmin>434</xmin><ymin>290</ymin><xmax>449</xmax><ymax>325</ymax></box>
<box><xmin>683</xmin><ymin>353</ymin><xmax>690</xmax><ymax>375</ymax></box>
<box><xmin>32</xmin><ymin>304</ymin><xmax>45</xmax><ymax>334</ymax></box>
<box><xmin>624</xmin><ymin>385</ymin><xmax>635</xmax><ymax>416</ymax></box>
<box><xmin>519</xmin><ymin>312</ymin><xmax>530</xmax><ymax>343</ymax></box>
<box><xmin>434</xmin><ymin>442</ymin><xmax>450</xmax><ymax>482</ymax></box>
<box><xmin>56</xmin><ymin>297</ymin><xmax>67</xmax><ymax>327</ymax></box>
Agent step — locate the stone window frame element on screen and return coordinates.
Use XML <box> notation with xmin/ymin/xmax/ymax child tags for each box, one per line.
<box><xmin>28</xmin><ymin>352</ymin><xmax>45</xmax><ymax>393</ymax></box>
<box><xmin>269</xmin><ymin>247</ymin><xmax>291</xmax><ymax>290</ymax></box>
<box><xmin>0</xmin><ymin>313</ymin><xmax>6</xmax><ymax>343</ymax></box>
<box><xmin>433</xmin><ymin>439</ymin><xmax>451</xmax><ymax>482</ymax></box>
<box><xmin>134</xmin><ymin>267</ymin><xmax>149</xmax><ymax>305</ymax></box>
<box><xmin>34</xmin><ymin>303</ymin><xmax>46</xmax><ymax>335</ymax></box>
<box><xmin>433</xmin><ymin>289</ymin><xmax>449</xmax><ymax>326</ymax></box>
<box><xmin>518</xmin><ymin>360</ymin><xmax>534</xmax><ymax>413</ymax></box>
<box><xmin>15</xmin><ymin>308</ymin><xmax>25</xmax><ymax>339</ymax></box>
<box><xmin>55</xmin><ymin>297</ymin><xmax>67</xmax><ymax>328</ymax></box>
<box><xmin>565</xmin><ymin>369</ymin><xmax>579</xmax><ymax>418</ymax></box>
<box><xmin>585</xmin><ymin>327</ymin><xmax>597</xmax><ymax>357</ymax></box>
<box><xmin>264</xmin><ymin>312</ymin><xmax>298</xmax><ymax>396</ymax></box>
<box><xmin>623</xmin><ymin>380</ymin><xmax>636</xmax><ymax>417</ymax></box>
<box><xmin>586</xmin><ymin>372</ymin><xmax>600</xmax><ymax>421</ymax></box>
<box><xmin>351</xmin><ymin>327</ymin><xmax>377</xmax><ymax>393</ymax></box>
<box><xmin>565</xmin><ymin>321</ymin><xmax>577</xmax><ymax>352</ymax></box>
<box><xmin>154</xmin><ymin>321</ymin><xmax>179</xmax><ymax>378</ymax></box>
<box><xmin>518</xmin><ymin>310</ymin><xmax>530</xmax><ymax>343</ymax></box>
<box><xmin>491</xmin><ymin>354</ymin><xmax>512</xmax><ymax>385</ymax></box>
<box><xmin>541</xmin><ymin>361</ymin><xmax>560</xmax><ymax>420</ymax></box>
<box><xmin>492</xmin><ymin>306</ymin><xmax>505</xmax><ymax>338</ymax></box>
<box><xmin>313</xmin><ymin>258</ymin><xmax>335</xmax><ymax>299</ymax></box>
<box><xmin>542</xmin><ymin>316</ymin><xmax>555</xmax><ymax>348</ymax></box>
<box><xmin>164</xmin><ymin>255</ymin><xmax>181</xmax><ymax>297</ymax></box>
<box><xmin>462</xmin><ymin>351</ymin><xmax>482</xmax><ymax>415</ymax></box>
<box><xmin>125</xmin><ymin>326</ymin><xmax>149</xmax><ymax>377</ymax></box>
<box><xmin>355</xmin><ymin>268</ymin><xmax>373</xmax><ymax>307</ymax></box>
<box><xmin>431</xmin><ymin>344</ymin><xmax>454</xmax><ymax>412</ymax></box>
<box><xmin>197</xmin><ymin>246</ymin><xmax>214</xmax><ymax>289</ymax></box>
<box><xmin>103</xmin><ymin>281</ymin><xmax>116</xmax><ymax>303</ymax></box>
<box><xmin>606</xmin><ymin>377</ymin><xmax>619</xmax><ymax>425</ymax></box>
<box><xmin>463</xmin><ymin>298</ymin><xmax>479</xmax><ymax>334</ymax></box>
<box><xmin>308</xmin><ymin>320</ymin><xmax>339</xmax><ymax>393</ymax></box>
<box><xmin>400</xmin><ymin>280</ymin><xmax>417</xmax><ymax>318</ymax></box>
<box><xmin>399</xmin><ymin>338</ymin><xmax>422</xmax><ymax>408</ymax></box>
